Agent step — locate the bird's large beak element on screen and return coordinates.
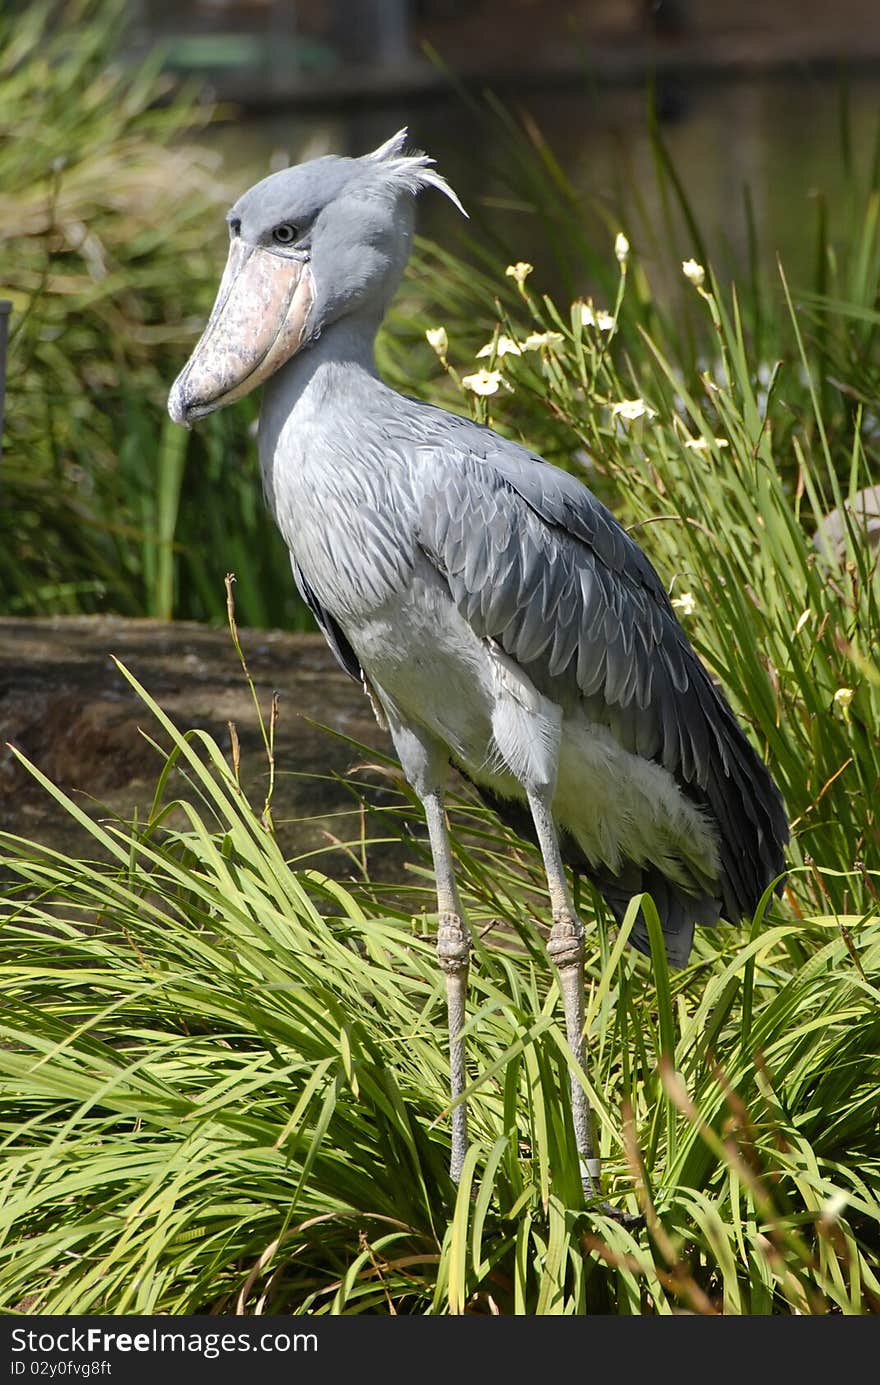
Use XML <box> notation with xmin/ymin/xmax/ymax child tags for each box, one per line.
<box><xmin>167</xmin><ymin>241</ymin><xmax>314</xmax><ymax>426</ymax></box>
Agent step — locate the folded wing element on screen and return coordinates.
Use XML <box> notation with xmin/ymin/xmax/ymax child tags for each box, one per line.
<box><xmin>415</xmin><ymin>436</ymin><xmax>788</xmax><ymax>926</ymax></box>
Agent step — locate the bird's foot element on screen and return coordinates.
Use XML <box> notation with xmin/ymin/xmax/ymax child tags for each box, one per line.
<box><xmin>580</xmin><ymin>1165</ymin><xmax>643</xmax><ymax>1225</ymax></box>
<box><xmin>436</xmin><ymin>911</ymin><xmax>472</xmax><ymax>975</ymax></box>
<box><xmin>582</xmin><ymin>1198</ymin><xmax>644</xmax><ymax>1229</ymax></box>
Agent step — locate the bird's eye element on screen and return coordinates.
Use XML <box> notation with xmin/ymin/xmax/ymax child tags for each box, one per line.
<box><xmin>272</xmin><ymin>223</ymin><xmax>298</xmax><ymax>246</ymax></box>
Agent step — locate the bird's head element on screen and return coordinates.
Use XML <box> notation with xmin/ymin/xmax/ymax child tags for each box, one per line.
<box><xmin>168</xmin><ymin>129</ymin><xmax>465</xmax><ymax>426</ymax></box>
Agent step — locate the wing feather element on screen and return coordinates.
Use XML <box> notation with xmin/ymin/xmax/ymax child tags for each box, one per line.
<box><xmin>290</xmin><ymin>555</ymin><xmax>362</xmax><ymax>683</ymax></box>
<box><xmin>414</xmin><ymin>438</ymin><xmax>788</xmax><ymax>921</ymax></box>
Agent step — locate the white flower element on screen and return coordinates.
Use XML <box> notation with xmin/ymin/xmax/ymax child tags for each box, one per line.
<box><xmin>819</xmin><ymin>1190</ymin><xmax>849</xmax><ymax>1224</ymax></box>
<box><xmin>684</xmin><ymin>436</ymin><xmax>729</xmax><ymax>451</ymax></box>
<box><xmin>833</xmin><ymin>687</ymin><xmax>854</xmax><ymax>718</ymax></box>
<box><xmin>682</xmin><ymin>258</ymin><xmax>706</xmax><ymax>288</ymax></box>
<box><xmin>425</xmin><ymin>326</ymin><xmax>448</xmax><ymax>357</ymax></box>
<box><xmin>671</xmin><ymin>591</ymin><xmax>697</xmax><ymax>617</ymax></box>
<box><xmin>614</xmin><ymin>231</ymin><xmax>630</xmax><ymax>263</ymax></box>
<box><xmin>610</xmin><ymin>397</ymin><xmax>657</xmax><ymax>422</ymax></box>
<box><xmin>505</xmin><ymin>261</ymin><xmax>533</xmax><ymax>287</ymax></box>
<box><xmin>579</xmin><ymin>301</ymin><xmax>615</xmax><ymax>332</ymax></box>
<box><xmin>794</xmin><ymin>609</ymin><xmax>811</xmax><ymax>636</ymax></box>
<box><xmin>462</xmin><ymin>369</ymin><xmax>505</xmax><ymax>396</ymax></box>
<box><xmin>522</xmin><ymin>330</ymin><xmax>564</xmax><ymax>352</ymax></box>
<box><xmin>476</xmin><ymin>334</ymin><xmax>521</xmax><ymax>359</ymax></box>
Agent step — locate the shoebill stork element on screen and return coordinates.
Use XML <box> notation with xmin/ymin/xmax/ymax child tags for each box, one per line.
<box><xmin>168</xmin><ymin>130</ymin><xmax>788</xmax><ymax>1198</ymax></box>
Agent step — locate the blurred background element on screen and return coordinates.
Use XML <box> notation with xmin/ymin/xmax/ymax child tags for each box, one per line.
<box><xmin>135</xmin><ymin>0</ymin><xmax>880</xmax><ymax>278</ymax></box>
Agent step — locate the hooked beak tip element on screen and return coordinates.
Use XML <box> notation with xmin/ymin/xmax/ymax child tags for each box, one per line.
<box><xmin>167</xmin><ymin>381</ymin><xmax>192</xmax><ymax>429</ymax></box>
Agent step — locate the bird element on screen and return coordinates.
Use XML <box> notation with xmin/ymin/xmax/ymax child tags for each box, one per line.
<box><xmin>168</xmin><ymin>129</ymin><xmax>788</xmax><ymax>1201</ymax></box>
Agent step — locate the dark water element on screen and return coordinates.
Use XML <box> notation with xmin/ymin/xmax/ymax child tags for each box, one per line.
<box><xmin>199</xmin><ymin>68</ymin><xmax>880</xmax><ymax>299</ymax></box>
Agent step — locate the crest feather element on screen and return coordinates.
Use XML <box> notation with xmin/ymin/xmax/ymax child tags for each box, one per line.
<box><xmin>363</xmin><ymin>128</ymin><xmax>468</xmax><ymax>218</ymax></box>
<box><xmin>365</xmin><ymin>128</ymin><xmax>411</xmax><ymax>163</ymax></box>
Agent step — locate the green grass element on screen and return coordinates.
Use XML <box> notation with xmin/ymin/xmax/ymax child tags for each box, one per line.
<box><xmin>0</xmin><ymin>0</ymin><xmax>300</xmax><ymax>627</ymax></box>
<box><xmin>1</xmin><ymin>662</ymin><xmax>878</xmax><ymax>1314</ymax></box>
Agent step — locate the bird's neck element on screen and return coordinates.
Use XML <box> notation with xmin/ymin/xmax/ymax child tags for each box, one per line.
<box><xmin>258</xmin><ymin>308</ymin><xmax>392</xmax><ymax>488</ymax></box>
<box><xmin>263</xmin><ymin>309</ymin><xmax>382</xmax><ymax>422</ymax></box>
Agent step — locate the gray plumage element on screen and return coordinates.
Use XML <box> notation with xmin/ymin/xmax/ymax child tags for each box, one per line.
<box><xmin>168</xmin><ymin>129</ymin><xmax>788</xmax><ymax>1195</ymax></box>
<box><xmin>264</xmin><ymin>389</ymin><xmax>786</xmax><ymax>966</ymax></box>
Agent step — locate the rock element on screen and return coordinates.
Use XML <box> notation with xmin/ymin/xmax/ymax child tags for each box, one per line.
<box><xmin>813</xmin><ymin>484</ymin><xmax>880</xmax><ymax>563</ymax></box>
<box><xmin>0</xmin><ymin>615</ymin><xmax>417</xmax><ymax>883</ymax></box>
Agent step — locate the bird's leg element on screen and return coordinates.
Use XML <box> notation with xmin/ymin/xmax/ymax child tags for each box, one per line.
<box><xmin>378</xmin><ymin>709</ymin><xmax>472</xmax><ymax>1185</ymax></box>
<box><xmin>527</xmin><ymin>789</ymin><xmax>600</xmax><ymax>1200</ymax></box>
<box><xmin>422</xmin><ymin>790</ymin><xmax>472</xmax><ymax>1183</ymax></box>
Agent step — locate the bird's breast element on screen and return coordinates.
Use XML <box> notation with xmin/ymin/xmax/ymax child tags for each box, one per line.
<box><xmin>262</xmin><ymin>419</ymin><xmax>419</xmax><ymax>625</ymax></box>
<box><xmin>349</xmin><ymin>567</ymin><xmax>500</xmax><ymax>765</ymax></box>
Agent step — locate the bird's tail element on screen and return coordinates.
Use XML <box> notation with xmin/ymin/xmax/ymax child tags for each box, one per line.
<box><xmin>577</xmin><ymin>857</ymin><xmax>721</xmax><ymax>970</ymax></box>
